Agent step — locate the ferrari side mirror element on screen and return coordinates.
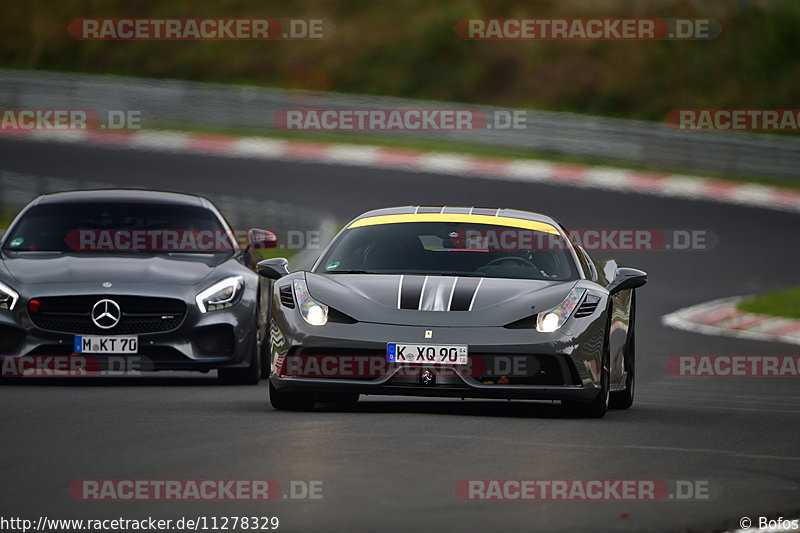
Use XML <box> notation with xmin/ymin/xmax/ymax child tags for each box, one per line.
<box><xmin>257</xmin><ymin>258</ymin><xmax>290</xmax><ymax>280</ymax></box>
<box><xmin>608</xmin><ymin>267</ymin><xmax>647</xmax><ymax>295</ymax></box>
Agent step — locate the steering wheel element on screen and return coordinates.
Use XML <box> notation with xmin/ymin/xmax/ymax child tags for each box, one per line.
<box><xmin>487</xmin><ymin>256</ymin><xmax>536</xmax><ymax>268</ymax></box>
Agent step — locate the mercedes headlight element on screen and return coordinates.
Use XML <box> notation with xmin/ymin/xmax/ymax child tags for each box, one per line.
<box><xmin>196</xmin><ymin>276</ymin><xmax>243</xmax><ymax>313</ymax></box>
<box><xmin>0</xmin><ymin>281</ymin><xmax>19</xmax><ymax>311</ymax></box>
<box><xmin>293</xmin><ymin>278</ymin><xmax>328</xmax><ymax>326</ymax></box>
<box><xmin>536</xmin><ymin>287</ymin><xmax>586</xmax><ymax>333</ymax></box>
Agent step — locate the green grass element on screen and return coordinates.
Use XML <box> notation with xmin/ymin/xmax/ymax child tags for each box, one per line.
<box><xmin>255</xmin><ymin>247</ymin><xmax>299</xmax><ymax>262</ymax></box>
<box><xmin>738</xmin><ymin>286</ymin><xmax>800</xmax><ymax>319</ymax></box>
<box><xmin>154</xmin><ymin>123</ymin><xmax>800</xmax><ymax>191</ymax></box>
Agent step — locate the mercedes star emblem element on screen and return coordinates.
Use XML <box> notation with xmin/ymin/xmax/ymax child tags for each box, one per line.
<box><xmin>91</xmin><ymin>299</ymin><xmax>121</xmax><ymax>329</ymax></box>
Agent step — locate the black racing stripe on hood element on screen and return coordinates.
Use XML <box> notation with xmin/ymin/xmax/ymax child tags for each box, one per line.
<box><xmin>449</xmin><ymin>277</ymin><xmax>482</xmax><ymax>311</ymax></box>
<box><xmin>399</xmin><ymin>275</ymin><xmax>425</xmax><ymax>309</ymax></box>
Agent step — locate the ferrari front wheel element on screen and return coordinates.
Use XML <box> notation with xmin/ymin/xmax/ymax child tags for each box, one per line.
<box><xmin>610</xmin><ymin>294</ymin><xmax>636</xmax><ymax>409</ymax></box>
<box><xmin>563</xmin><ymin>359</ymin><xmax>609</xmax><ymax>418</ymax></box>
<box><xmin>269</xmin><ymin>380</ymin><xmax>316</xmax><ymax>411</ymax></box>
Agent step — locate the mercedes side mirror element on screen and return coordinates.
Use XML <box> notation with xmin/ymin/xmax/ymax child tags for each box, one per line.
<box><xmin>247</xmin><ymin>228</ymin><xmax>278</xmax><ymax>250</ymax></box>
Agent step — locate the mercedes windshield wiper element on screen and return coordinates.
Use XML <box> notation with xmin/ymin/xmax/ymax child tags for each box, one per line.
<box><xmin>324</xmin><ymin>269</ymin><xmax>373</xmax><ymax>274</ymax></box>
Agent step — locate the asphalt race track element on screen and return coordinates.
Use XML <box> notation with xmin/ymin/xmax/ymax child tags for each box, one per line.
<box><xmin>1</xmin><ymin>137</ymin><xmax>799</xmax><ymax>533</ymax></box>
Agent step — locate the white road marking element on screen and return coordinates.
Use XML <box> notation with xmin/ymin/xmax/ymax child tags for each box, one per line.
<box><xmin>322</xmin><ymin>144</ymin><xmax>382</xmax><ymax>165</ymax></box>
<box><xmin>230</xmin><ymin>137</ymin><xmax>289</xmax><ymax>158</ymax></box>
<box><xmin>129</xmin><ymin>131</ymin><xmax>189</xmax><ymax>151</ymax></box>
<box><xmin>28</xmin><ymin>130</ymin><xmax>89</xmax><ymax>143</ymax></box>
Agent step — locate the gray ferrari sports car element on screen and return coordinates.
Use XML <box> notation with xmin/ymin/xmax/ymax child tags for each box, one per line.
<box><xmin>258</xmin><ymin>206</ymin><xmax>646</xmax><ymax>417</ymax></box>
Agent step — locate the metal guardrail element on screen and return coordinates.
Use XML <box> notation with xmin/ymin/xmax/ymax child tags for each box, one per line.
<box><xmin>1</xmin><ymin>69</ymin><xmax>799</xmax><ymax>180</ymax></box>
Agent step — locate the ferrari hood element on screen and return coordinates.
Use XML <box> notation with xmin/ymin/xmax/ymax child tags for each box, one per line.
<box><xmin>304</xmin><ymin>272</ymin><xmax>577</xmax><ymax>327</ymax></box>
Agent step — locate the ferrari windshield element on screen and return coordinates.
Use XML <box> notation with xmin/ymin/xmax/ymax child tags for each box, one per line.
<box><xmin>316</xmin><ymin>221</ymin><xmax>580</xmax><ymax>281</ymax></box>
<box><xmin>2</xmin><ymin>202</ymin><xmax>233</xmax><ymax>254</ymax></box>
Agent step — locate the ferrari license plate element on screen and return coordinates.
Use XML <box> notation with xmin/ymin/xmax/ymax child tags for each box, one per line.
<box><xmin>74</xmin><ymin>336</ymin><xmax>138</xmax><ymax>354</ymax></box>
<box><xmin>387</xmin><ymin>343</ymin><xmax>468</xmax><ymax>365</ymax></box>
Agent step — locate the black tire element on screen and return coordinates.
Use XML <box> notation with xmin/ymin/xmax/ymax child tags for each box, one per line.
<box><xmin>269</xmin><ymin>380</ymin><xmax>316</xmax><ymax>411</ymax></box>
<box><xmin>563</xmin><ymin>308</ymin><xmax>611</xmax><ymax>419</ymax></box>
<box><xmin>259</xmin><ymin>330</ymin><xmax>271</xmax><ymax>379</ymax></box>
<box><xmin>259</xmin><ymin>298</ymin><xmax>271</xmax><ymax>379</ymax></box>
<box><xmin>218</xmin><ymin>330</ymin><xmax>262</xmax><ymax>385</ymax></box>
<box><xmin>563</xmin><ymin>361</ymin><xmax>609</xmax><ymax>418</ymax></box>
<box><xmin>610</xmin><ymin>293</ymin><xmax>636</xmax><ymax>409</ymax></box>
<box><xmin>218</xmin><ymin>356</ymin><xmax>261</xmax><ymax>385</ymax></box>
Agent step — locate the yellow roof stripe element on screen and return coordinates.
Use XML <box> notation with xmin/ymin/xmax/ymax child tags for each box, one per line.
<box><xmin>347</xmin><ymin>213</ymin><xmax>560</xmax><ymax>234</ymax></box>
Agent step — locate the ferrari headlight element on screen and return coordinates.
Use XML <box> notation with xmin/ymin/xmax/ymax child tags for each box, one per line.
<box><xmin>293</xmin><ymin>278</ymin><xmax>328</xmax><ymax>326</ymax></box>
<box><xmin>536</xmin><ymin>287</ymin><xmax>586</xmax><ymax>333</ymax></box>
<box><xmin>0</xmin><ymin>281</ymin><xmax>19</xmax><ymax>311</ymax></box>
<box><xmin>196</xmin><ymin>276</ymin><xmax>243</xmax><ymax>313</ymax></box>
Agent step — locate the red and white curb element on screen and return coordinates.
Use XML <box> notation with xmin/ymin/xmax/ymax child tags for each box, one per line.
<box><xmin>662</xmin><ymin>296</ymin><xmax>800</xmax><ymax>346</ymax></box>
<box><xmin>2</xmin><ymin>128</ymin><xmax>800</xmax><ymax>213</ymax></box>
